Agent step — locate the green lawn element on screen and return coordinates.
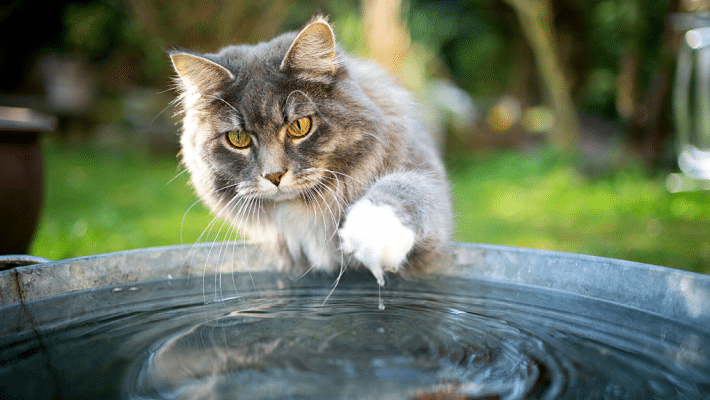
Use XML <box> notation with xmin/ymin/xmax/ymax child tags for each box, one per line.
<box><xmin>31</xmin><ymin>141</ymin><xmax>214</xmax><ymax>260</ymax></box>
<box><xmin>31</xmin><ymin>141</ymin><xmax>710</xmax><ymax>275</ymax></box>
<box><xmin>448</xmin><ymin>150</ymin><xmax>710</xmax><ymax>274</ymax></box>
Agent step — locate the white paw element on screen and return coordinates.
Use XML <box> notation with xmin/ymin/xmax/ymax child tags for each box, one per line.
<box><xmin>339</xmin><ymin>200</ymin><xmax>416</xmax><ymax>286</ymax></box>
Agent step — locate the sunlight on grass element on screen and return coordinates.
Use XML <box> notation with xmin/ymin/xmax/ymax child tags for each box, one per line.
<box><xmin>31</xmin><ymin>140</ymin><xmax>217</xmax><ymax>260</ymax></box>
<box><xmin>448</xmin><ymin>150</ymin><xmax>710</xmax><ymax>274</ymax></box>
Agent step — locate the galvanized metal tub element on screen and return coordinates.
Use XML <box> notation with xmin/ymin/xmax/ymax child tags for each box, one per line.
<box><xmin>2</xmin><ymin>242</ymin><xmax>708</xmax><ymax>324</ymax></box>
<box><xmin>1</xmin><ymin>242</ymin><xmax>709</xmax><ymax>399</ymax></box>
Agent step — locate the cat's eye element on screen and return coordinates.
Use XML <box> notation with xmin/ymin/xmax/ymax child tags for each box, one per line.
<box><xmin>286</xmin><ymin>117</ymin><xmax>312</xmax><ymax>138</ymax></box>
<box><xmin>226</xmin><ymin>131</ymin><xmax>252</xmax><ymax>148</ymax></box>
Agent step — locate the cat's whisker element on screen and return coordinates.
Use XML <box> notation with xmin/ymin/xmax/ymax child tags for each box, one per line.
<box><xmin>308</xmin><ymin>181</ymin><xmax>343</xmax><ymax>246</ymax></box>
<box><xmin>181</xmin><ymin>182</ymin><xmax>241</xmax><ymax>251</ymax></box>
<box><xmin>306</xmin><ymin>168</ymin><xmax>365</xmax><ymax>202</ymax></box>
<box><xmin>224</xmin><ymin>198</ymin><xmax>250</xmax><ymax>299</ymax></box>
<box><xmin>210</xmin><ymin>192</ymin><xmax>257</xmax><ymax>301</ymax></box>
<box><xmin>193</xmin><ymin>212</ymin><xmax>225</xmax><ymax>303</ymax></box>
<box><xmin>326</xmin><ymin>250</ymin><xmax>352</xmax><ymax>303</ymax></box>
<box><xmin>184</xmin><ymin>197</ymin><xmax>232</xmax><ymax>279</ymax></box>
<box><xmin>214</xmin><ymin>201</ymin><xmax>243</xmax><ymax>301</ymax></box>
<box><xmin>185</xmin><ymin>188</ymin><xmax>240</xmax><ymax>258</ymax></box>
<box><xmin>299</xmin><ymin>189</ymin><xmax>318</xmax><ymax>242</ymax></box>
<box><xmin>298</xmin><ymin>196</ymin><xmax>323</xmax><ymax>278</ymax></box>
<box><xmin>164</xmin><ymin>166</ymin><xmax>190</xmax><ymax>188</ymax></box>
<box><xmin>150</xmin><ymin>100</ymin><xmax>175</xmax><ymax>129</ymax></box>
<box><xmin>323</xmin><ymin>219</ymin><xmax>353</xmax><ymax>306</ymax></box>
<box><xmin>362</xmin><ymin>130</ymin><xmax>386</xmax><ymax>146</ymax></box>
<box><xmin>305</xmin><ymin>178</ymin><xmax>339</xmax><ymax>228</ymax></box>
<box><xmin>203</xmin><ymin>195</ymin><xmax>245</xmax><ymax>302</ymax></box>
<box><xmin>322</xmin><ymin>259</ymin><xmax>347</xmax><ymax>306</ymax></box>
<box><xmin>289</xmin><ymin>183</ymin><xmax>335</xmax><ymax>282</ymax></box>
<box><xmin>307</xmin><ymin>185</ymin><xmax>334</xmax><ymax>251</ymax></box>
<box><xmin>233</xmin><ymin>198</ymin><xmax>253</xmax><ymax>231</ymax></box>
<box><xmin>243</xmin><ymin>196</ymin><xmax>262</xmax><ymax>291</ymax></box>
<box><xmin>223</xmin><ymin>206</ymin><xmax>242</xmax><ymax>298</ymax></box>
<box><xmin>305</xmin><ymin>169</ymin><xmax>358</xmax><ymax>192</ymax></box>
<box><xmin>306</xmin><ymin>175</ymin><xmax>346</xmax><ymax>224</ymax></box>
<box><xmin>302</xmin><ymin>181</ymin><xmax>343</xmax><ymax>250</ymax></box>
<box><xmin>181</xmin><ymin>197</ymin><xmax>208</xmax><ymax>246</ymax></box>
<box><xmin>232</xmin><ymin>202</ymin><xmax>250</xmax><ymax>296</ymax></box>
<box><xmin>306</xmin><ymin>167</ymin><xmax>365</xmax><ymax>186</ymax></box>
<box><xmin>300</xmin><ymin>176</ymin><xmax>351</xmax><ymax>296</ymax></box>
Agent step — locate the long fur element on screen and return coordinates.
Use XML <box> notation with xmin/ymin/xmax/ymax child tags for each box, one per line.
<box><xmin>171</xmin><ymin>17</ymin><xmax>452</xmax><ymax>282</ymax></box>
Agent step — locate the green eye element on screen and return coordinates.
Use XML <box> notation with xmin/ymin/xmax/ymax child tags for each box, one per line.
<box><xmin>226</xmin><ymin>131</ymin><xmax>251</xmax><ymax>148</ymax></box>
<box><xmin>286</xmin><ymin>117</ymin><xmax>312</xmax><ymax>138</ymax></box>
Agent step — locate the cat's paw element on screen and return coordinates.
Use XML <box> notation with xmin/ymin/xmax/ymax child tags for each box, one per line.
<box><xmin>339</xmin><ymin>199</ymin><xmax>415</xmax><ymax>286</ymax></box>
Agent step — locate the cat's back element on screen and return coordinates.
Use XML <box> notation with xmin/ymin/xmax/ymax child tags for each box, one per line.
<box><xmin>341</xmin><ymin>54</ymin><xmax>444</xmax><ymax>176</ymax></box>
<box><xmin>341</xmin><ymin>55</ymin><xmax>418</xmax><ymax>118</ymax></box>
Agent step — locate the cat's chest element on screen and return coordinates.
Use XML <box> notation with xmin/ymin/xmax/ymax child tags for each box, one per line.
<box><xmin>249</xmin><ymin>202</ymin><xmax>342</xmax><ymax>271</ymax></box>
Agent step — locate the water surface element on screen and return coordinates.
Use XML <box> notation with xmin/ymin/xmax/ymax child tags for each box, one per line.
<box><xmin>1</xmin><ymin>271</ymin><xmax>709</xmax><ymax>399</ymax></box>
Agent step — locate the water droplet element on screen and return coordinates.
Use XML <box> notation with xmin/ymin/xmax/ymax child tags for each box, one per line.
<box><xmin>378</xmin><ymin>285</ymin><xmax>384</xmax><ymax>310</ymax></box>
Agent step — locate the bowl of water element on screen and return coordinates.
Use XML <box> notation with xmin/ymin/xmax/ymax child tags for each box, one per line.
<box><xmin>1</xmin><ymin>242</ymin><xmax>709</xmax><ymax>399</ymax></box>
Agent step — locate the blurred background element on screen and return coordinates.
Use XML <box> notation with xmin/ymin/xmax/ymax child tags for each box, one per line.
<box><xmin>0</xmin><ymin>0</ymin><xmax>708</xmax><ymax>274</ymax></box>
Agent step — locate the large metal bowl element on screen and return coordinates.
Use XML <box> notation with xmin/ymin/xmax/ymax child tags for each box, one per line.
<box><xmin>1</xmin><ymin>243</ymin><xmax>709</xmax><ymax>399</ymax></box>
<box><xmin>2</xmin><ymin>242</ymin><xmax>708</xmax><ymax>326</ymax></box>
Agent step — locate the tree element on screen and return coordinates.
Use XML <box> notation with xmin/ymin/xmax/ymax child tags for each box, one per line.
<box><xmin>505</xmin><ymin>0</ymin><xmax>580</xmax><ymax>150</ymax></box>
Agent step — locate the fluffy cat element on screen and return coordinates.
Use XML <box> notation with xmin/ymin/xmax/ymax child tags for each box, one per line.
<box><xmin>170</xmin><ymin>16</ymin><xmax>452</xmax><ymax>286</ymax></box>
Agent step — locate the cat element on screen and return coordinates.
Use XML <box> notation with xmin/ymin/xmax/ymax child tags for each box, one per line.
<box><xmin>170</xmin><ymin>16</ymin><xmax>452</xmax><ymax>286</ymax></box>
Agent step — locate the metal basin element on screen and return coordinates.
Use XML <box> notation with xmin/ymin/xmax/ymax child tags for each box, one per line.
<box><xmin>1</xmin><ymin>243</ymin><xmax>709</xmax><ymax>399</ymax></box>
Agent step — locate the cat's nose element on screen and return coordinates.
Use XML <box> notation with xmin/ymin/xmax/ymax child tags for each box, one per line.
<box><xmin>264</xmin><ymin>171</ymin><xmax>286</xmax><ymax>186</ymax></box>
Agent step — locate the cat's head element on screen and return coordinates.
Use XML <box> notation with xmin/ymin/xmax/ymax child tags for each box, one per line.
<box><xmin>170</xmin><ymin>16</ymin><xmax>385</xmax><ymax>216</ymax></box>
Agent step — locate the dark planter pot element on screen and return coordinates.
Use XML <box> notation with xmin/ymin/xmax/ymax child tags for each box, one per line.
<box><xmin>0</xmin><ymin>107</ymin><xmax>56</xmax><ymax>255</ymax></box>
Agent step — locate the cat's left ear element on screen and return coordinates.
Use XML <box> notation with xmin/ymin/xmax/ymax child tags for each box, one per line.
<box><xmin>280</xmin><ymin>16</ymin><xmax>338</xmax><ymax>83</ymax></box>
<box><xmin>170</xmin><ymin>52</ymin><xmax>234</xmax><ymax>95</ymax></box>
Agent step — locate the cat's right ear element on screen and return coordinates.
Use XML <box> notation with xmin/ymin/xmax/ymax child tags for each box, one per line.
<box><xmin>170</xmin><ymin>53</ymin><xmax>234</xmax><ymax>95</ymax></box>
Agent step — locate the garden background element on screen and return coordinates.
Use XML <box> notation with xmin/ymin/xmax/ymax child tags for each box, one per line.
<box><xmin>1</xmin><ymin>0</ymin><xmax>708</xmax><ymax>274</ymax></box>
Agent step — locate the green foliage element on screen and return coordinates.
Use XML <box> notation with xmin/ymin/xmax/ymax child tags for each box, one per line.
<box><xmin>63</xmin><ymin>2</ymin><xmax>121</xmax><ymax>59</ymax></box>
<box><xmin>31</xmin><ymin>142</ymin><xmax>710</xmax><ymax>275</ymax></box>
<box><xmin>406</xmin><ymin>0</ymin><xmax>515</xmax><ymax>97</ymax></box>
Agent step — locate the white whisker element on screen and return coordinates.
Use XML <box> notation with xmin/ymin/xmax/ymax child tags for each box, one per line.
<box><xmin>362</xmin><ymin>131</ymin><xmax>386</xmax><ymax>146</ymax></box>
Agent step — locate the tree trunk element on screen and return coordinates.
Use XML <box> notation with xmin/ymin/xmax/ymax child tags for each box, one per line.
<box><xmin>505</xmin><ymin>0</ymin><xmax>579</xmax><ymax>151</ymax></box>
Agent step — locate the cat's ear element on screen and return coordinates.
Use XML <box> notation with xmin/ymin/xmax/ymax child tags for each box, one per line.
<box><xmin>280</xmin><ymin>16</ymin><xmax>338</xmax><ymax>83</ymax></box>
<box><xmin>170</xmin><ymin>52</ymin><xmax>234</xmax><ymax>95</ymax></box>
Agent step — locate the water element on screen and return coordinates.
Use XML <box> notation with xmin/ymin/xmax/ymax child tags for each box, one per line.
<box><xmin>1</xmin><ymin>271</ymin><xmax>709</xmax><ymax>399</ymax></box>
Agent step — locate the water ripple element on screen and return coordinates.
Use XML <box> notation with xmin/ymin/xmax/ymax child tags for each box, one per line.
<box><xmin>119</xmin><ymin>275</ymin><xmax>710</xmax><ymax>399</ymax></box>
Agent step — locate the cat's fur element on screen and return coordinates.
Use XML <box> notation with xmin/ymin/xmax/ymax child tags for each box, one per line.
<box><xmin>170</xmin><ymin>16</ymin><xmax>452</xmax><ymax>286</ymax></box>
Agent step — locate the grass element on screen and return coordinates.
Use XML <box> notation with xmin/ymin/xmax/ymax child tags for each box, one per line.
<box><xmin>31</xmin><ymin>140</ymin><xmax>214</xmax><ymax>260</ymax></box>
<box><xmin>447</xmin><ymin>150</ymin><xmax>710</xmax><ymax>274</ymax></box>
<box><xmin>30</xmin><ymin>140</ymin><xmax>710</xmax><ymax>275</ymax></box>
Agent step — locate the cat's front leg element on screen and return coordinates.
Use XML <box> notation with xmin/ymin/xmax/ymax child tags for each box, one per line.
<box><xmin>339</xmin><ymin>199</ymin><xmax>416</xmax><ymax>286</ymax></box>
<box><xmin>338</xmin><ymin>171</ymin><xmax>451</xmax><ymax>286</ymax></box>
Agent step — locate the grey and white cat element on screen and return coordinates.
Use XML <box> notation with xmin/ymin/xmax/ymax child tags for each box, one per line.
<box><xmin>170</xmin><ymin>16</ymin><xmax>452</xmax><ymax>286</ymax></box>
